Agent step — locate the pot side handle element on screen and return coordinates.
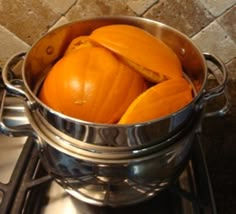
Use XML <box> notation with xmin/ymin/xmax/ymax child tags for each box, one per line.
<box><xmin>0</xmin><ymin>89</ymin><xmax>34</xmax><ymax>137</ymax></box>
<box><xmin>2</xmin><ymin>52</ymin><xmax>34</xmax><ymax>103</ymax></box>
<box><xmin>202</xmin><ymin>53</ymin><xmax>231</xmax><ymax>117</ymax></box>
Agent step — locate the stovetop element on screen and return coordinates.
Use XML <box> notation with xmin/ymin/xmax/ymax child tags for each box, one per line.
<box><xmin>0</xmin><ymin>133</ymin><xmax>217</xmax><ymax>214</ymax></box>
<box><xmin>0</xmin><ymin>90</ymin><xmax>217</xmax><ymax>214</ymax></box>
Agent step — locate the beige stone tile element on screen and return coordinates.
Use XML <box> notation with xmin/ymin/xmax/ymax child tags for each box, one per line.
<box><xmin>65</xmin><ymin>0</ymin><xmax>135</xmax><ymax>21</ymax></box>
<box><xmin>0</xmin><ymin>0</ymin><xmax>73</xmax><ymax>44</ymax></box>
<box><xmin>124</xmin><ymin>0</ymin><xmax>159</xmax><ymax>15</ymax></box>
<box><xmin>143</xmin><ymin>0</ymin><xmax>214</xmax><ymax>37</ymax></box>
<box><xmin>49</xmin><ymin>16</ymin><xmax>70</xmax><ymax>31</ymax></box>
<box><xmin>191</xmin><ymin>21</ymin><xmax>236</xmax><ymax>63</ymax></box>
<box><xmin>42</xmin><ymin>0</ymin><xmax>76</xmax><ymax>14</ymax></box>
<box><xmin>0</xmin><ymin>25</ymin><xmax>29</xmax><ymax>67</ymax></box>
<box><xmin>226</xmin><ymin>58</ymin><xmax>236</xmax><ymax>80</ymax></box>
<box><xmin>217</xmin><ymin>5</ymin><xmax>236</xmax><ymax>42</ymax></box>
<box><xmin>199</xmin><ymin>0</ymin><xmax>236</xmax><ymax>16</ymax></box>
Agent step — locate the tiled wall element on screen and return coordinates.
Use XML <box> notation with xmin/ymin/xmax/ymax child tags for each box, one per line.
<box><xmin>0</xmin><ymin>0</ymin><xmax>235</xmax><ymax>79</ymax></box>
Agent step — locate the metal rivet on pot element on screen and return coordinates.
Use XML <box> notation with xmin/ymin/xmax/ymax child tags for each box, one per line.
<box><xmin>180</xmin><ymin>48</ymin><xmax>186</xmax><ymax>56</ymax></box>
<box><xmin>46</xmin><ymin>46</ymin><xmax>54</xmax><ymax>55</ymax></box>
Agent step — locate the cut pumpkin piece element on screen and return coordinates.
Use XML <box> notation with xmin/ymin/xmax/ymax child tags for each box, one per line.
<box><xmin>119</xmin><ymin>78</ymin><xmax>193</xmax><ymax>124</ymax></box>
<box><xmin>89</xmin><ymin>24</ymin><xmax>183</xmax><ymax>83</ymax></box>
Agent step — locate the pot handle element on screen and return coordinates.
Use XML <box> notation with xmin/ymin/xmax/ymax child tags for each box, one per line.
<box><xmin>0</xmin><ymin>89</ymin><xmax>34</xmax><ymax>137</ymax></box>
<box><xmin>202</xmin><ymin>53</ymin><xmax>231</xmax><ymax>117</ymax></box>
<box><xmin>2</xmin><ymin>52</ymin><xmax>36</xmax><ymax>107</ymax></box>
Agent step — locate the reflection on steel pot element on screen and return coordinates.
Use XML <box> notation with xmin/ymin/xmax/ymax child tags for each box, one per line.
<box><xmin>0</xmin><ymin>16</ymin><xmax>230</xmax><ymax>206</ymax></box>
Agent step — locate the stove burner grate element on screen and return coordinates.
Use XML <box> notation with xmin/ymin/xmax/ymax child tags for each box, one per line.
<box><xmin>0</xmin><ymin>138</ymin><xmax>52</xmax><ymax>214</ymax></box>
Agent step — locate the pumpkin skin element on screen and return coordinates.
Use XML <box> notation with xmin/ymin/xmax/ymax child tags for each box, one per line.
<box><xmin>119</xmin><ymin>78</ymin><xmax>193</xmax><ymax>124</ymax></box>
<box><xmin>39</xmin><ymin>46</ymin><xmax>147</xmax><ymax>123</ymax></box>
<box><xmin>89</xmin><ymin>24</ymin><xmax>183</xmax><ymax>83</ymax></box>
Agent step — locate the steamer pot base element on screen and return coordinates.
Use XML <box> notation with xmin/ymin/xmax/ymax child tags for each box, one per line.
<box><xmin>37</xmin><ymin>113</ymin><xmax>200</xmax><ymax>206</ymax></box>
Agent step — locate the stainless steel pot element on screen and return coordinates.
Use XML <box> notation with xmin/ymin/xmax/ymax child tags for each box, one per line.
<box><xmin>0</xmin><ymin>16</ymin><xmax>230</xmax><ymax>206</ymax></box>
<box><xmin>1</xmin><ymin>16</ymin><xmax>230</xmax><ymax>147</ymax></box>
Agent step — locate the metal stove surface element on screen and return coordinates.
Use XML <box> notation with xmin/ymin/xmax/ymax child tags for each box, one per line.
<box><xmin>0</xmin><ymin>93</ymin><xmax>217</xmax><ymax>214</ymax></box>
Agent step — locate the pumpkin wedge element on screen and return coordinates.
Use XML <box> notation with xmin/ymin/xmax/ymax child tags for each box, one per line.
<box><xmin>119</xmin><ymin>78</ymin><xmax>193</xmax><ymax>124</ymax></box>
<box><xmin>39</xmin><ymin>46</ymin><xmax>147</xmax><ymax>124</ymax></box>
<box><xmin>89</xmin><ymin>24</ymin><xmax>183</xmax><ymax>83</ymax></box>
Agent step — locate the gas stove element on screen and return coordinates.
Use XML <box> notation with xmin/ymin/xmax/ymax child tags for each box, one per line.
<box><xmin>0</xmin><ymin>90</ymin><xmax>217</xmax><ymax>214</ymax></box>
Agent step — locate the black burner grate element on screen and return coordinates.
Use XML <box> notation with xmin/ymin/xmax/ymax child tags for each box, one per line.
<box><xmin>0</xmin><ymin>138</ymin><xmax>52</xmax><ymax>214</ymax></box>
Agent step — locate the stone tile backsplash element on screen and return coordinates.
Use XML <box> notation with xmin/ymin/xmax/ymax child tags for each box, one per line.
<box><xmin>143</xmin><ymin>0</ymin><xmax>214</xmax><ymax>37</ymax></box>
<box><xmin>0</xmin><ymin>0</ymin><xmax>235</xmax><ymax>79</ymax></box>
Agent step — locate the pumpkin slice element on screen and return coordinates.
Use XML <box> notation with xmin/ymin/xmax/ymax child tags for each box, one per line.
<box><xmin>119</xmin><ymin>78</ymin><xmax>193</xmax><ymax>124</ymax></box>
<box><xmin>64</xmin><ymin>36</ymin><xmax>96</xmax><ymax>55</ymax></box>
<box><xmin>39</xmin><ymin>46</ymin><xmax>147</xmax><ymax>124</ymax></box>
<box><xmin>117</xmin><ymin>55</ymin><xmax>166</xmax><ymax>83</ymax></box>
<box><xmin>89</xmin><ymin>24</ymin><xmax>183</xmax><ymax>82</ymax></box>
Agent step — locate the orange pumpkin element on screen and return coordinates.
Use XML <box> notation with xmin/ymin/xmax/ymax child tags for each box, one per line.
<box><xmin>64</xmin><ymin>36</ymin><xmax>96</xmax><ymax>55</ymax></box>
<box><xmin>119</xmin><ymin>78</ymin><xmax>193</xmax><ymax>124</ymax></box>
<box><xmin>39</xmin><ymin>46</ymin><xmax>147</xmax><ymax>123</ymax></box>
<box><xmin>89</xmin><ymin>24</ymin><xmax>183</xmax><ymax>83</ymax></box>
